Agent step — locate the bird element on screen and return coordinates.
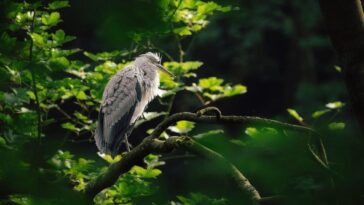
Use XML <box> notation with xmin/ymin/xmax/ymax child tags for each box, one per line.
<box><xmin>94</xmin><ymin>52</ymin><xmax>174</xmax><ymax>157</ymax></box>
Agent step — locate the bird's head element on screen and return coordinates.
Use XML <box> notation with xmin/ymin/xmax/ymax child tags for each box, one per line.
<box><xmin>137</xmin><ymin>52</ymin><xmax>175</xmax><ymax>78</ymax></box>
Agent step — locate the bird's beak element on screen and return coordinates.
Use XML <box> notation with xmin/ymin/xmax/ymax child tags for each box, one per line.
<box><xmin>157</xmin><ymin>64</ymin><xmax>175</xmax><ymax>79</ymax></box>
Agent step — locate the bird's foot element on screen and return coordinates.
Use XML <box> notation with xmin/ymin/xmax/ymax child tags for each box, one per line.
<box><xmin>124</xmin><ymin>138</ymin><xmax>133</xmax><ymax>152</ymax></box>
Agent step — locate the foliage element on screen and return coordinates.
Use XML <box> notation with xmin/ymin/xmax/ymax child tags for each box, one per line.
<box><xmin>94</xmin><ymin>154</ymin><xmax>164</xmax><ymax>204</ymax></box>
<box><xmin>0</xmin><ymin>0</ymin><xmax>242</xmax><ymax>204</ymax></box>
<box><xmin>169</xmin><ymin>192</ymin><xmax>226</xmax><ymax>205</ymax></box>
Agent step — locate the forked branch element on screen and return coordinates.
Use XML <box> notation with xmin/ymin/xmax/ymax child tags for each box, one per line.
<box><xmin>85</xmin><ymin>109</ymin><xmax>318</xmax><ymax>203</ymax></box>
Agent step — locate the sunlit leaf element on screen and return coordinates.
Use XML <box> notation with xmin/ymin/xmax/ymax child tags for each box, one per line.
<box><xmin>163</xmin><ymin>61</ymin><xmax>203</xmax><ymax>77</ymax></box>
<box><xmin>245</xmin><ymin>127</ymin><xmax>259</xmax><ymax>137</ymax></box>
<box><xmin>61</xmin><ymin>122</ymin><xmax>79</xmax><ymax>132</ymax></box>
<box><xmin>135</xmin><ymin>112</ymin><xmax>167</xmax><ymax>127</ymax></box>
<box><xmin>174</xmin><ymin>27</ymin><xmax>192</xmax><ymax>36</ymax></box>
<box><xmin>223</xmin><ymin>84</ymin><xmax>247</xmax><ymax>97</ymax></box>
<box><xmin>75</xmin><ymin>90</ymin><xmax>87</xmax><ymax>100</ymax></box>
<box><xmin>326</xmin><ymin>101</ymin><xmax>345</xmax><ymax>109</ymax></box>
<box><xmin>334</xmin><ymin>65</ymin><xmax>342</xmax><ymax>73</ymax></box>
<box><xmin>168</xmin><ymin>121</ymin><xmax>195</xmax><ymax>134</ymax></box>
<box><xmin>131</xmin><ymin>166</ymin><xmax>162</xmax><ymax>178</ymax></box>
<box><xmin>74</xmin><ymin>111</ymin><xmax>92</xmax><ymax>124</ymax></box>
<box><xmin>98</xmin><ymin>153</ymin><xmax>122</xmax><ymax>164</ymax></box>
<box><xmin>41</xmin><ymin>12</ymin><xmax>61</xmax><ymax>26</ymax></box>
<box><xmin>160</xmin><ymin>72</ymin><xmax>179</xmax><ymax>89</ymax></box>
<box><xmin>48</xmin><ymin>56</ymin><xmax>70</xmax><ymax>70</ymax></box>
<box><xmin>287</xmin><ymin>108</ymin><xmax>303</xmax><ymax>122</ymax></box>
<box><xmin>312</xmin><ymin>109</ymin><xmax>330</xmax><ymax>118</ymax></box>
<box><xmin>29</xmin><ymin>33</ymin><xmax>45</xmax><ymax>46</ymax></box>
<box><xmin>199</xmin><ymin>77</ymin><xmax>224</xmax><ymax>91</ymax></box>
<box><xmin>9</xmin><ymin>195</ymin><xmax>32</xmax><ymax>205</ymax></box>
<box><xmin>52</xmin><ymin>29</ymin><xmax>75</xmax><ymax>45</ymax></box>
<box><xmin>145</xmin><ymin>154</ymin><xmax>165</xmax><ymax>168</ymax></box>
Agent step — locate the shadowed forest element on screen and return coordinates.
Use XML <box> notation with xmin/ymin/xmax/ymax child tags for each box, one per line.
<box><xmin>1</xmin><ymin>0</ymin><xmax>364</xmax><ymax>204</ymax></box>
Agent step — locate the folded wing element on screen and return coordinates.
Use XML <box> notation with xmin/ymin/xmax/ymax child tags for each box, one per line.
<box><xmin>95</xmin><ymin>65</ymin><xmax>142</xmax><ymax>156</ymax></box>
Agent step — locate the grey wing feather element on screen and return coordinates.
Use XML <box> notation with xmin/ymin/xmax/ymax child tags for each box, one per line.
<box><xmin>95</xmin><ymin>65</ymin><xmax>142</xmax><ymax>156</ymax></box>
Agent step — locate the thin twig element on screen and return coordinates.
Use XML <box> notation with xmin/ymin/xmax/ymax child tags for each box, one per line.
<box><xmin>28</xmin><ymin>10</ymin><xmax>41</xmax><ymax>144</ymax></box>
<box><xmin>165</xmin><ymin>93</ymin><xmax>176</xmax><ymax>116</ymax></box>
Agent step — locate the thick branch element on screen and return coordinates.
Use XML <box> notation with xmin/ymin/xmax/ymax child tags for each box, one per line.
<box><xmin>85</xmin><ymin>111</ymin><xmax>316</xmax><ymax>200</ymax></box>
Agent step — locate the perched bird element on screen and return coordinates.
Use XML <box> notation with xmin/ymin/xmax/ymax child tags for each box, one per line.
<box><xmin>94</xmin><ymin>52</ymin><xmax>174</xmax><ymax>157</ymax></box>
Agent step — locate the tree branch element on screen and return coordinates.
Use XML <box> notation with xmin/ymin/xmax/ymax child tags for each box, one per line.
<box><xmin>152</xmin><ymin>136</ymin><xmax>262</xmax><ymax>203</ymax></box>
<box><xmin>84</xmin><ymin>111</ymin><xmax>317</xmax><ymax>201</ymax></box>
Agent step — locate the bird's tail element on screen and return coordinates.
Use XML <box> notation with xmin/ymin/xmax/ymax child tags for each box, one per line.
<box><xmin>109</xmin><ymin>124</ymin><xmax>134</xmax><ymax>157</ymax></box>
<box><xmin>95</xmin><ymin>112</ymin><xmax>135</xmax><ymax>158</ymax></box>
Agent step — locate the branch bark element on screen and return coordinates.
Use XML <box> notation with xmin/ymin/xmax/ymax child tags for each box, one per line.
<box><xmin>319</xmin><ymin>0</ymin><xmax>364</xmax><ymax>131</ymax></box>
<box><xmin>84</xmin><ymin>111</ymin><xmax>317</xmax><ymax>202</ymax></box>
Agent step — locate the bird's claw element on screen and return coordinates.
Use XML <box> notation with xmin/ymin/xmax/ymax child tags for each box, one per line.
<box><xmin>124</xmin><ymin>138</ymin><xmax>133</xmax><ymax>152</ymax></box>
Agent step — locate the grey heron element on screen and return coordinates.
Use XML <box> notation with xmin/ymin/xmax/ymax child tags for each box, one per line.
<box><xmin>94</xmin><ymin>52</ymin><xmax>174</xmax><ymax>157</ymax></box>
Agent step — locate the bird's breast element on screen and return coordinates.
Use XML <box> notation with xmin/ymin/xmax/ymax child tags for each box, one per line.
<box><xmin>130</xmin><ymin>72</ymin><xmax>160</xmax><ymax>123</ymax></box>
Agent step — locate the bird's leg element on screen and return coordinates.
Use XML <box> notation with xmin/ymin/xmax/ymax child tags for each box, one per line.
<box><xmin>124</xmin><ymin>136</ymin><xmax>133</xmax><ymax>152</ymax></box>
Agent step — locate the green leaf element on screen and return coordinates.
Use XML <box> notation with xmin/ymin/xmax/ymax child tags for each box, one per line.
<box><xmin>287</xmin><ymin>108</ymin><xmax>303</xmax><ymax>122</ymax></box>
<box><xmin>199</xmin><ymin>77</ymin><xmax>224</xmax><ymax>91</ymax></box>
<box><xmin>41</xmin><ymin>12</ymin><xmax>61</xmax><ymax>26</ymax></box>
<box><xmin>98</xmin><ymin>153</ymin><xmax>122</xmax><ymax>164</ymax></box>
<box><xmin>48</xmin><ymin>57</ymin><xmax>70</xmax><ymax>70</ymax></box>
<box><xmin>144</xmin><ymin>168</ymin><xmax>162</xmax><ymax>178</ymax></box>
<box><xmin>130</xmin><ymin>166</ymin><xmax>147</xmax><ymax>175</ymax></box>
<box><xmin>334</xmin><ymin>65</ymin><xmax>342</xmax><ymax>73</ymax></box>
<box><xmin>144</xmin><ymin>154</ymin><xmax>164</xmax><ymax>168</ymax></box>
<box><xmin>173</xmin><ymin>27</ymin><xmax>192</xmax><ymax>36</ymax></box>
<box><xmin>48</xmin><ymin>1</ymin><xmax>70</xmax><ymax>10</ymax></box>
<box><xmin>160</xmin><ymin>72</ymin><xmax>179</xmax><ymax>89</ymax></box>
<box><xmin>328</xmin><ymin>122</ymin><xmax>345</xmax><ymax>130</ymax></box>
<box><xmin>163</xmin><ymin>61</ymin><xmax>203</xmax><ymax>77</ymax></box>
<box><xmin>203</xmin><ymin>93</ymin><xmax>222</xmax><ymax>101</ymax></box>
<box><xmin>223</xmin><ymin>84</ymin><xmax>247</xmax><ymax>97</ymax></box>
<box><xmin>53</xmin><ymin>29</ymin><xmax>65</xmax><ymax>41</ymax></box>
<box><xmin>52</xmin><ymin>29</ymin><xmax>75</xmax><ymax>45</ymax></box>
<box><xmin>61</xmin><ymin>122</ymin><xmax>79</xmax><ymax>132</ymax></box>
<box><xmin>9</xmin><ymin>195</ymin><xmax>32</xmax><ymax>205</ymax></box>
<box><xmin>325</xmin><ymin>101</ymin><xmax>345</xmax><ymax>109</ymax></box>
<box><xmin>168</xmin><ymin>121</ymin><xmax>195</xmax><ymax>134</ymax></box>
<box><xmin>75</xmin><ymin>90</ymin><xmax>87</xmax><ymax>100</ymax></box>
<box><xmin>94</xmin><ymin>61</ymin><xmax>125</xmax><ymax>74</ymax></box>
<box><xmin>74</xmin><ymin>111</ymin><xmax>92</xmax><ymax>124</ymax></box>
<box><xmin>312</xmin><ymin>109</ymin><xmax>331</xmax><ymax>118</ymax></box>
<box><xmin>135</xmin><ymin>112</ymin><xmax>167</xmax><ymax>127</ymax></box>
<box><xmin>29</xmin><ymin>33</ymin><xmax>45</xmax><ymax>46</ymax></box>
<box><xmin>245</xmin><ymin>127</ymin><xmax>259</xmax><ymax>137</ymax></box>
